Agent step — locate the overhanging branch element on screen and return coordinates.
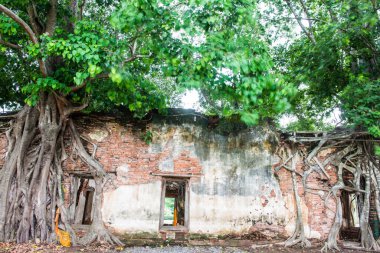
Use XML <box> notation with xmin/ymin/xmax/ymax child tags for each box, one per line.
<box><xmin>0</xmin><ymin>4</ymin><xmax>47</xmax><ymax>76</ymax></box>
<box><xmin>124</xmin><ymin>53</ymin><xmax>152</xmax><ymax>63</ymax></box>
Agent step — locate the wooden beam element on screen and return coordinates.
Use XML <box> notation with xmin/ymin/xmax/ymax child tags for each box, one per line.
<box><xmin>151</xmin><ymin>172</ymin><xmax>199</xmax><ymax>178</ymax></box>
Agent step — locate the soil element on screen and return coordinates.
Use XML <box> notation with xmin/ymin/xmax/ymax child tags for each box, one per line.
<box><xmin>0</xmin><ymin>242</ymin><xmax>370</xmax><ymax>253</ymax></box>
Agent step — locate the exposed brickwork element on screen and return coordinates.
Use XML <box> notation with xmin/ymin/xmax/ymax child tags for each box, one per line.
<box><xmin>64</xmin><ymin>116</ymin><xmax>203</xmax><ymax>185</ymax></box>
<box><xmin>274</xmin><ymin>152</ymin><xmax>338</xmax><ymax>239</ymax></box>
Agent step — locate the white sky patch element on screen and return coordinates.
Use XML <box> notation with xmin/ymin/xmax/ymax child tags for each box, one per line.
<box><xmin>172</xmin><ymin>29</ymin><xmax>206</xmax><ymax>46</ymax></box>
<box><xmin>324</xmin><ymin>107</ymin><xmax>342</xmax><ymax>126</ymax></box>
<box><xmin>179</xmin><ymin>89</ymin><xmax>201</xmax><ymax>111</ymax></box>
<box><xmin>279</xmin><ymin>108</ymin><xmax>343</xmax><ymax>129</ymax></box>
<box><xmin>279</xmin><ymin>114</ymin><xmax>298</xmax><ymax>128</ymax></box>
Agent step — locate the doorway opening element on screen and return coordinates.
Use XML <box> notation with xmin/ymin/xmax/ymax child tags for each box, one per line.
<box><xmin>74</xmin><ymin>177</ymin><xmax>95</xmax><ymax>225</ymax></box>
<box><xmin>160</xmin><ymin>177</ymin><xmax>189</xmax><ymax>231</ymax></box>
<box><xmin>340</xmin><ymin>171</ymin><xmax>361</xmax><ymax>241</ymax></box>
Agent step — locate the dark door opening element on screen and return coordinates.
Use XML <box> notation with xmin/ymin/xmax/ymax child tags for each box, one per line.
<box><xmin>340</xmin><ymin>171</ymin><xmax>361</xmax><ymax>241</ymax></box>
<box><xmin>74</xmin><ymin>178</ymin><xmax>95</xmax><ymax>225</ymax></box>
<box><xmin>159</xmin><ymin>177</ymin><xmax>189</xmax><ymax>231</ymax></box>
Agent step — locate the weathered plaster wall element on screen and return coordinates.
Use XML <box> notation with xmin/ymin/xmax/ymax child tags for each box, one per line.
<box><xmin>102</xmin><ymin>182</ymin><xmax>162</xmax><ymax>233</ymax></box>
<box><xmin>70</xmin><ymin>115</ymin><xmax>291</xmax><ymax>237</ymax></box>
<box><xmin>0</xmin><ymin>113</ymin><xmax>338</xmax><ymax>240</ymax></box>
<box><xmin>151</xmin><ymin>124</ymin><xmax>286</xmax><ymax>235</ymax></box>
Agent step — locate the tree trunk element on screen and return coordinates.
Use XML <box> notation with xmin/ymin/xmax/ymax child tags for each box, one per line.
<box><xmin>0</xmin><ymin>93</ymin><xmax>122</xmax><ymax>245</ymax></box>
<box><xmin>77</xmin><ymin>177</ymin><xmax>122</xmax><ymax>245</ymax></box>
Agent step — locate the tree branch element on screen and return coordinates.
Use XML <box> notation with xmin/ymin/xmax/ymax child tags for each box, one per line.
<box><xmin>0</xmin><ymin>5</ymin><xmax>38</xmax><ymax>44</ymax></box>
<box><xmin>313</xmin><ymin>157</ymin><xmax>331</xmax><ymax>180</ymax></box>
<box><xmin>284</xmin><ymin>0</ymin><xmax>316</xmax><ymax>44</ymax></box>
<box><xmin>124</xmin><ymin>53</ymin><xmax>152</xmax><ymax>63</ymax></box>
<box><xmin>64</xmin><ymin>101</ymin><xmax>89</xmax><ymax>117</ymax></box>
<box><xmin>320</xmin><ymin>0</ymin><xmax>337</xmax><ymax>22</ymax></box>
<box><xmin>79</xmin><ymin>0</ymin><xmax>87</xmax><ymax>20</ymax></box>
<box><xmin>274</xmin><ymin>153</ymin><xmax>295</xmax><ymax>171</ymax></box>
<box><xmin>0</xmin><ymin>4</ymin><xmax>47</xmax><ymax>76</ymax></box>
<box><xmin>371</xmin><ymin>0</ymin><xmax>378</xmax><ymax>11</ymax></box>
<box><xmin>0</xmin><ymin>114</ymin><xmax>18</xmax><ymax>119</ymax></box>
<box><xmin>298</xmin><ymin>0</ymin><xmax>313</xmax><ymax>30</ymax></box>
<box><xmin>0</xmin><ymin>39</ymin><xmax>21</xmax><ymax>50</ymax></box>
<box><xmin>129</xmin><ymin>39</ymin><xmax>137</xmax><ymax>55</ymax></box>
<box><xmin>306</xmin><ymin>138</ymin><xmax>326</xmax><ymax>162</ymax></box>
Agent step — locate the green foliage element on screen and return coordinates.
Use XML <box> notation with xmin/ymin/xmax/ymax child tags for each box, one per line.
<box><xmin>111</xmin><ymin>0</ymin><xmax>295</xmax><ymax>124</ymax></box>
<box><xmin>376</xmin><ymin>145</ymin><xmax>380</xmax><ymax>156</ymax></box>
<box><xmin>263</xmin><ymin>0</ymin><xmax>380</xmax><ymax>133</ymax></box>
<box><xmin>0</xmin><ymin>15</ymin><xmax>18</xmax><ymax>36</ymax></box>
<box><xmin>140</xmin><ymin>130</ymin><xmax>153</xmax><ymax>145</ymax></box>
<box><xmin>22</xmin><ymin>77</ymin><xmax>71</xmax><ymax>106</ymax></box>
<box><xmin>0</xmin><ymin>0</ymin><xmax>295</xmax><ymax>125</ymax></box>
<box><xmin>0</xmin><ymin>51</ymin><xmax>28</xmax><ymax>109</ymax></box>
<box><xmin>164</xmin><ymin>197</ymin><xmax>174</xmax><ymax>221</ymax></box>
<box><xmin>342</xmin><ymin>79</ymin><xmax>380</xmax><ymax>137</ymax></box>
<box><xmin>284</xmin><ymin>117</ymin><xmax>334</xmax><ymax>132</ymax></box>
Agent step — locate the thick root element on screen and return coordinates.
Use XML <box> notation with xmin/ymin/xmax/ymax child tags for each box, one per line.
<box><xmin>78</xmin><ymin>225</ymin><xmax>123</xmax><ymax>246</ymax></box>
<box><xmin>0</xmin><ymin>96</ymin><xmax>122</xmax><ymax>245</ymax></box>
<box><xmin>285</xmin><ymin>222</ymin><xmax>311</xmax><ymax>248</ymax></box>
<box><xmin>286</xmin><ymin>237</ymin><xmax>311</xmax><ymax>248</ymax></box>
<box><xmin>284</xmin><ymin>149</ymin><xmax>311</xmax><ymax>248</ymax></box>
<box><xmin>76</xmin><ymin>176</ymin><xmax>123</xmax><ymax>246</ymax></box>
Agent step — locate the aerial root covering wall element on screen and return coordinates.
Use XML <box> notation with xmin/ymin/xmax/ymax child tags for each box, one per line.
<box><xmin>0</xmin><ymin>115</ymin><xmax>337</xmax><ymax>239</ymax></box>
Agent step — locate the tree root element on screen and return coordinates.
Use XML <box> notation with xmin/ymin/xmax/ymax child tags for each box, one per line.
<box><xmin>285</xmin><ymin>236</ymin><xmax>311</xmax><ymax>248</ymax></box>
<box><xmin>76</xmin><ymin>176</ymin><xmax>124</xmax><ymax>246</ymax></box>
<box><xmin>321</xmin><ymin>197</ymin><xmax>342</xmax><ymax>252</ymax></box>
<box><xmin>78</xmin><ymin>224</ymin><xmax>123</xmax><ymax>246</ymax></box>
<box><xmin>283</xmin><ymin>148</ymin><xmax>311</xmax><ymax>248</ymax></box>
<box><xmin>0</xmin><ymin>95</ymin><xmax>123</xmax><ymax>246</ymax></box>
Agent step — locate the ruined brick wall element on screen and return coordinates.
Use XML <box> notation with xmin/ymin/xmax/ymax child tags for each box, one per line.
<box><xmin>0</xmin><ymin>114</ymin><xmax>339</xmax><ymax>239</ymax></box>
<box><xmin>64</xmin><ymin>116</ymin><xmax>203</xmax><ymax>185</ymax></box>
<box><xmin>274</xmin><ymin>151</ymin><xmax>338</xmax><ymax>240</ymax></box>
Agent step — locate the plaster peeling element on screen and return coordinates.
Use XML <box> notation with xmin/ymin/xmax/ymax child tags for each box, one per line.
<box><xmin>88</xmin><ymin>129</ymin><xmax>109</xmax><ymax>142</ymax></box>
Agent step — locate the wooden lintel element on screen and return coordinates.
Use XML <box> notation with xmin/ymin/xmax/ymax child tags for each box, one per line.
<box><xmin>150</xmin><ymin>172</ymin><xmax>199</xmax><ymax>178</ymax></box>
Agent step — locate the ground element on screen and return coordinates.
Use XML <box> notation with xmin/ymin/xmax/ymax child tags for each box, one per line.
<box><xmin>0</xmin><ymin>243</ymin><xmax>369</xmax><ymax>253</ymax></box>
